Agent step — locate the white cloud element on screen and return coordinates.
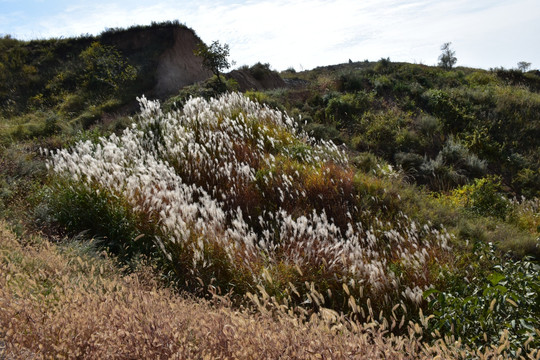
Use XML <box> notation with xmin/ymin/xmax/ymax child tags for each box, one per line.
<box><xmin>1</xmin><ymin>0</ymin><xmax>538</xmax><ymax>70</ymax></box>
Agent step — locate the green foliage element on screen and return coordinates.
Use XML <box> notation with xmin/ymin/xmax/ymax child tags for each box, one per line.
<box><xmin>351</xmin><ymin>152</ymin><xmax>383</xmax><ymax>174</ymax></box>
<box><xmin>422</xmin><ymin>89</ymin><xmax>472</xmax><ymax>132</ymax></box>
<box><xmin>506</xmin><ymin>198</ymin><xmax>540</xmax><ymax>257</ymax></box>
<box><xmin>248</xmin><ymin>62</ymin><xmax>272</xmax><ymax>80</ymax></box>
<box><xmin>451</xmin><ymin>176</ymin><xmax>510</xmax><ymax>220</ymax></box>
<box><xmin>44</xmin><ymin>179</ymin><xmax>154</xmax><ymax>261</ymax></box>
<box><xmin>194</xmin><ymin>40</ymin><xmax>233</xmax><ymax>83</ymax></box>
<box><xmin>465</xmin><ymin>71</ymin><xmax>499</xmax><ymax>86</ymax></box>
<box><xmin>415</xmin><ymin>139</ymin><xmax>487</xmax><ymax>191</ymax></box>
<box><xmin>352</xmin><ymin>109</ymin><xmax>412</xmax><ymax>158</ymax></box>
<box><xmin>304</xmin><ymin>123</ymin><xmax>341</xmax><ymax>143</ymax></box>
<box><xmin>425</xmin><ymin>242</ymin><xmax>539</xmax><ymax>354</ymax></box>
<box><xmin>324</xmin><ymin>91</ymin><xmax>374</xmax><ymax>128</ymax></box>
<box><xmin>78</xmin><ymin>42</ymin><xmax>137</xmax><ymax>96</ymax></box>
<box><xmin>0</xmin><ymin>143</ymin><xmax>47</xmax><ymax>229</ymax></box>
<box><xmin>337</xmin><ymin>71</ymin><xmax>369</xmax><ymax>92</ymax></box>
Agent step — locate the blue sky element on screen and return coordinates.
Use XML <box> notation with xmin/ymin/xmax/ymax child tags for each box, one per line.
<box><xmin>1</xmin><ymin>0</ymin><xmax>539</xmax><ymax>71</ymax></box>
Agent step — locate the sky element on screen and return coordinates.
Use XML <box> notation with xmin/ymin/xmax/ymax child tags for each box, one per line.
<box><xmin>1</xmin><ymin>0</ymin><xmax>539</xmax><ymax>71</ymax></box>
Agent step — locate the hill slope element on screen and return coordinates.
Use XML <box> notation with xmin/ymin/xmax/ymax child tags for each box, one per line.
<box><xmin>0</xmin><ymin>21</ymin><xmax>209</xmax><ymax>127</ymax></box>
<box><xmin>0</xmin><ymin>24</ymin><xmax>538</xmax><ymax>356</ymax></box>
<box><xmin>0</xmin><ymin>221</ymin><xmax>527</xmax><ymax>359</ymax></box>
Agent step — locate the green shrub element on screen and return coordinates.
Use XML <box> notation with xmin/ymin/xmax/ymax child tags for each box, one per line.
<box><xmin>304</xmin><ymin>123</ymin><xmax>341</xmax><ymax>143</ymax></box>
<box><xmin>59</xmin><ymin>93</ymin><xmax>86</xmax><ymax>116</ymax></box>
<box><xmin>412</xmin><ymin>139</ymin><xmax>487</xmax><ymax>192</ymax></box>
<box><xmin>324</xmin><ymin>91</ymin><xmax>373</xmax><ymax>128</ymax></box>
<box><xmin>422</xmin><ymin>89</ymin><xmax>473</xmax><ymax>133</ymax></box>
<box><xmin>45</xmin><ymin>179</ymin><xmax>153</xmax><ymax>261</ymax></box>
<box><xmin>452</xmin><ymin>176</ymin><xmax>510</xmax><ymax>220</ymax></box>
<box><xmin>248</xmin><ymin>62</ymin><xmax>272</xmax><ymax>80</ymax></box>
<box><xmin>79</xmin><ymin>42</ymin><xmax>137</xmax><ymax>96</ymax></box>
<box><xmin>395</xmin><ymin>152</ymin><xmax>424</xmax><ymax>179</ymax></box>
<box><xmin>353</xmin><ymin>109</ymin><xmax>411</xmax><ymax>159</ymax></box>
<box><xmin>374</xmin><ymin>57</ymin><xmax>392</xmax><ymax>73</ymax></box>
<box><xmin>337</xmin><ymin>71</ymin><xmax>368</xmax><ymax>92</ymax></box>
<box><xmin>351</xmin><ymin>152</ymin><xmax>384</xmax><ymax>174</ymax></box>
<box><xmin>424</xmin><ymin>242</ymin><xmax>539</xmax><ymax>354</ymax></box>
<box><xmin>465</xmin><ymin>71</ymin><xmax>499</xmax><ymax>86</ymax></box>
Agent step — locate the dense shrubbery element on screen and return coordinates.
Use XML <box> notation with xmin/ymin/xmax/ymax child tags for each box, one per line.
<box><xmin>425</xmin><ymin>242</ymin><xmax>539</xmax><ymax>355</ymax></box>
<box><xmin>270</xmin><ymin>61</ymin><xmax>540</xmax><ymax>199</ymax></box>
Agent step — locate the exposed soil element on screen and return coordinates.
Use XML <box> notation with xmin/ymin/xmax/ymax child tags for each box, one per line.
<box><xmin>154</xmin><ymin>28</ymin><xmax>212</xmax><ymax>97</ymax></box>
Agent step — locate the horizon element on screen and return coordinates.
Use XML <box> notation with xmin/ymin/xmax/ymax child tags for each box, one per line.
<box><xmin>1</xmin><ymin>0</ymin><xmax>539</xmax><ymax>72</ymax></box>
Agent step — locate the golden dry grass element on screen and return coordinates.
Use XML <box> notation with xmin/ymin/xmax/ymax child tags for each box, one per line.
<box><xmin>0</xmin><ymin>223</ymin><xmax>532</xmax><ymax>359</ymax></box>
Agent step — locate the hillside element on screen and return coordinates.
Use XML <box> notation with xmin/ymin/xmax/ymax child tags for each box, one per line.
<box><xmin>0</xmin><ymin>23</ymin><xmax>539</xmax><ymax>357</ymax></box>
<box><xmin>1</xmin><ymin>221</ymin><xmax>518</xmax><ymax>359</ymax></box>
<box><xmin>0</xmin><ymin>21</ymin><xmax>211</xmax><ymax>135</ymax></box>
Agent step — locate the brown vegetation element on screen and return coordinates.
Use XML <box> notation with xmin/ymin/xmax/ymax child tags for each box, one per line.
<box><xmin>0</xmin><ymin>223</ymin><xmax>528</xmax><ymax>359</ymax></box>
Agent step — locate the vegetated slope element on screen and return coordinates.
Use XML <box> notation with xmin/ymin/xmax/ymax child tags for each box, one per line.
<box><xmin>274</xmin><ymin>61</ymin><xmax>540</xmax><ymax>199</ymax></box>
<box><xmin>0</xmin><ymin>222</ymin><xmax>530</xmax><ymax>359</ymax></box>
<box><xmin>0</xmin><ymin>25</ymin><xmax>539</xmax><ymax>356</ymax></box>
<box><xmin>45</xmin><ymin>92</ymin><xmax>447</xmax><ymax>309</ymax></box>
<box><xmin>0</xmin><ymin>21</ymin><xmax>210</xmax><ymax>136</ymax></box>
<box><xmin>43</xmin><ymin>93</ymin><xmax>539</xmax><ymax>354</ymax></box>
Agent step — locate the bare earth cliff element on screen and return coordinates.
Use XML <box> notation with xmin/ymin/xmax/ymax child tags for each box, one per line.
<box><xmin>154</xmin><ymin>28</ymin><xmax>212</xmax><ymax>96</ymax></box>
<box><xmin>101</xmin><ymin>24</ymin><xmax>212</xmax><ymax>97</ymax></box>
<box><xmin>103</xmin><ymin>24</ymin><xmax>284</xmax><ymax>96</ymax></box>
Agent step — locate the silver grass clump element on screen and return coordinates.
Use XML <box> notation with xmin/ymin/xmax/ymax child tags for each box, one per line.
<box><xmin>45</xmin><ymin>92</ymin><xmax>451</xmax><ymax>305</ymax></box>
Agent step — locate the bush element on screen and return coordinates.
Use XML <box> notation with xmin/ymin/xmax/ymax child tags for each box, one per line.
<box><xmin>304</xmin><ymin>122</ymin><xmax>341</xmax><ymax>143</ymax></box>
<box><xmin>451</xmin><ymin>176</ymin><xmax>510</xmax><ymax>220</ymax></box>
<box><xmin>45</xmin><ymin>179</ymin><xmax>151</xmax><ymax>260</ymax></box>
<box><xmin>79</xmin><ymin>42</ymin><xmax>137</xmax><ymax>96</ymax></box>
<box><xmin>337</xmin><ymin>71</ymin><xmax>368</xmax><ymax>92</ymax></box>
<box><xmin>324</xmin><ymin>91</ymin><xmax>373</xmax><ymax>128</ymax></box>
<box><xmin>352</xmin><ymin>152</ymin><xmax>384</xmax><ymax>174</ymax></box>
<box><xmin>248</xmin><ymin>62</ymin><xmax>272</xmax><ymax>80</ymax></box>
<box><xmin>425</xmin><ymin>242</ymin><xmax>539</xmax><ymax>354</ymax></box>
<box><xmin>413</xmin><ymin>139</ymin><xmax>487</xmax><ymax>192</ymax></box>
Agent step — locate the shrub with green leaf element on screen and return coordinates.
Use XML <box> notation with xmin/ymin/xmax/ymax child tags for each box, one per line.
<box><xmin>424</xmin><ymin>242</ymin><xmax>539</xmax><ymax>354</ymax></box>
<box><xmin>450</xmin><ymin>176</ymin><xmax>510</xmax><ymax>219</ymax></box>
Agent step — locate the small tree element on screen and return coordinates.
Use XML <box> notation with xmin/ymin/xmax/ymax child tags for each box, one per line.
<box><xmin>438</xmin><ymin>42</ymin><xmax>457</xmax><ymax>70</ymax></box>
<box><xmin>79</xmin><ymin>42</ymin><xmax>137</xmax><ymax>95</ymax></box>
<box><xmin>194</xmin><ymin>40</ymin><xmax>233</xmax><ymax>84</ymax></box>
<box><xmin>517</xmin><ymin>61</ymin><xmax>531</xmax><ymax>72</ymax></box>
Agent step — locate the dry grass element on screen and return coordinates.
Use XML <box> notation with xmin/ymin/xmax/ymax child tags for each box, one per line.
<box><xmin>1</xmin><ymin>223</ymin><xmax>532</xmax><ymax>359</ymax></box>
